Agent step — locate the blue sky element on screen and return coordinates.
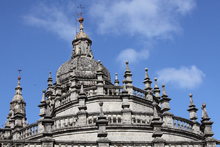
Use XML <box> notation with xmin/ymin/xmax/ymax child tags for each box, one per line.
<box><xmin>0</xmin><ymin>0</ymin><xmax>220</xmax><ymax>139</ymax></box>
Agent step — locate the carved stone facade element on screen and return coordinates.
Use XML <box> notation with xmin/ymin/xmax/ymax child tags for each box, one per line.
<box><xmin>0</xmin><ymin>17</ymin><xmax>219</xmax><ymax>147</ymax></box>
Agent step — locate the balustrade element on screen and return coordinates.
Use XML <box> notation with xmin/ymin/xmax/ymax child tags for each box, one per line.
<box><xmin>132</xmin><ymin>114</ymin><xmax>152</xmax><ymax>125</ymax></box>
<box><xmin>60</xmin><ymin>94</ymin><xmax>71</xmax><ymax>105</ymax></box>
<box><xmin>173</xmin><ymin>116</ymin><xmax>193</xmax><ymax>131</ymax></box>
<box><xmin>53</xmin><ymin>115</ymin><xmax>77</xmax><ymax>130</ymax></box>
<box><xmin>20</xmin><ymin>123</ymin><xmax>38</xmax><ymax>139</ymax></box>
<box><xmin>104</xmin><ymin>86</ymin><xmax>123</xmax><ymax>96</ymax></box>
<box><xmin>132</xmin><ymin>86</ymin><xmax>146</xmax><ymax>99</ymax></box>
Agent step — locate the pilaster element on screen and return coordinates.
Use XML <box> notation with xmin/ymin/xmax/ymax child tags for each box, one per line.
<box><xmin>96</xmin><ymin>62</ymin><xmax>105</xmax><ymax>95</ymax></box>
<box><xmin>121</xmin><ymin>90</ymin><xmax>132</xmax><ymax>124</ymax></box>
<box><xmin>77</xmin><ymin>85</ymin><xmax>88</xmax><ymax>126</ymax></box>
<box><xmin>96</xmin><ymin>102</ymin><xmax>110</xmax><ymax>147</ymax></box>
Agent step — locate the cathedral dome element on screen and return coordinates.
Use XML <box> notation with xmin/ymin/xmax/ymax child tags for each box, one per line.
<box><xmin>56</xmin><ymin>17</ymin><xmax>111</xmax><ymax>85</ymax></box>
<box><xmin>56</xmin><ymin>56</ymin><xmax>111</xmax><ymax>84</ymax></box>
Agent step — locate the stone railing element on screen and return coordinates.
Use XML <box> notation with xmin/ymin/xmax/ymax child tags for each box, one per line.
<box><xmin>60</xmin><ymin>93</ymin><xmax>71</xmax><ymax>105</ymax></box>
<box><xmin>132</xmin><ymin>113</ymin><xmax>152</xmax><ymax>125</ymax></box>
<box><xmin>85</xmin><ymin>86</ymin><xmax>97</xmax><ymax>97</ymax></box>
<box><xmin>53</xmin><ymin>114</ymin><xmax>78</xmax><ymax>130</ymax></box>
<box><xmin>87</xmin><ymin>112</ymin><xmax>153</xmax><ymax>126</ymax></box>
<box><xmin>19</xmin><ymin>123</ymin><xmax>38</xmax><ymax>139</ymax></box>
<box><xmin>0</xmin><ymin>140</ymin><xmax>214</xmax><ymax>147</ymax></box>
<box><xmin>110</xmin><ymin>141</ymin><xmax>206</xmax><ymax>147</ymax></box>
<box><xmin>110</xmin><ymin>142</ymin><xmax>152</xmax><ymax>147</ymax></box>
<box><xmin>132</xmin><ymin>86</ymin><xmax>146</xmax><ymax>99</ymax></box>
<box><xmin>16</xmin><ymin>113</ymin><xmax>196</xmax><ymax>140</ymax></box>
<box><xmin>173</xmin><ymin>116</ymin><xmax>193</xmax><ymax>131</ymax></box>
<box><xmin>87</xmin><ymin>112</ymin><xmax>123</xmax><ymax>125</ymax></box>
<box><xmin>104</xmin><ymin>85</ymin><xmax>123</xmax><ymax>96</ymax></box>
<box><xmin>0</xmin><ymin>140</ymin><xmax>97</xmax><ymax>147</ymax></box>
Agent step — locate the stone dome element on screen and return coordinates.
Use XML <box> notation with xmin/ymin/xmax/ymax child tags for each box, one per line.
<box><xmin>56</xmin><ymin>56</ymin><xmax>111</xmax><ymax>85</ymax></box>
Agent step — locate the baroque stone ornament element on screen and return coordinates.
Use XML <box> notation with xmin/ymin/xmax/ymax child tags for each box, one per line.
<box><xmin>0</xmin><ymin>17</ymin><xmax>219</xmax><ymax>147</ymax></box>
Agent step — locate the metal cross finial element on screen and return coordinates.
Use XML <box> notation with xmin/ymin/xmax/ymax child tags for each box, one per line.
<box><xmin>77</xmin><ymin>4</ymin><xmax>85</xmax><ymax>18</ymax></box>
<box><xmin>18</xmin><ymin>69</ymin><xmax>22</xmax><ymax>75</ymax></box>
<box><xmin>18</xmin><ymin>69</ymin><xmax>22</xmax><ymax>80</ymax></box>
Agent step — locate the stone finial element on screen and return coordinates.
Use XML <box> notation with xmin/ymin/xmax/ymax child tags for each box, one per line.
<box><xmin>162</xmin><ymin>85</ymin><xmax>167</xmax><ymax>97</ymax></box>
<box><xmin>47</xmin><ymin>72</ymin><xmax>53</xmax><ymax>87</ymax></box>
<box><xmin>202</xmin><ymin>104</ymin><xmax>209</xmax><ymax>120</ymax></box>
<box><xmin>125</xmin><ymin>61</ymin><xmax>130</xmax><ymax>71</ymax></box>
<box><xmin>145</xmin><ymin>68</ymin><xmax>149</xmax><ymax>79</ymax></box>
<box><xmin>189</xmin><ymin>93</ymin><xmax>194</xmax><ymax>106</ymax></box>
<box><xmin>114</xmin><ymin>73</ymin><xmax>119</xmax><ymax>86</ymax></box>
<box><xmin>154</xmin><ymin>77</ymin><xmax>159</xmax><ymax>88</ymax></box>
<box><xmin>143</xmin><ymin>68</ymin><xmax>152</xmax><ymax>91</ymax></box>
<box><xmin>160</xmin><ymin>84</ymin><xmax>171</xmax><ymax>113</ymax></box>
<box><xmin>201</xmin><ymin>103</ymin><xmax>214</xmax><ymax>138</ymax></box>
<box><xmin>41</xmin><ymin>90</ymin><xmax>46</xmax><ymax>102</ymax></box>
<box><xmin>187</xmin><ymin>93</ymin><xmax>198</xmax><ymax>121</ymax></box>
<box><xmin>153</xmin><ymin>77</ymin><xmax>160</xmax><ymax>100</ymax></box>
<box><xmin>123</xmin><ymin>61</ymin><xmax>133</xmax><ymax>94</ymax></box>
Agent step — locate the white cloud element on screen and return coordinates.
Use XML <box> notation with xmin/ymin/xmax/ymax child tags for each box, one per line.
<box><xmin>117</xmin><ymin>48</ymin><xmax>149</xmax><ymax>64</ymax></box>
<box><xmin>157</xmin><ymin>66</ymin><xmax>205</xmax><ymax>89</ymax></box>
<box><xmin>89</xmin><ymin>0</ymin><xmax>196</xmax><ymax>39</ymax></box>
<box><xmin>23</xmin><ymin>2</ymin><xmax>76</xmax><ymax>42</ymax></box>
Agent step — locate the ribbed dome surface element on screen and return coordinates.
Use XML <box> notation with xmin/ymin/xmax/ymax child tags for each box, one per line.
<box><xmin>56</xmin><ymin>56</ymin><xmax>111</xmax><ymax>84</ymax></box>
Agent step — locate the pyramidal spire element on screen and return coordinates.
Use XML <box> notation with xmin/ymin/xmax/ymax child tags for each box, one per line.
<box><xmin>15</xmin><ymin>75</ymin><xmax>22</xmax><ymax>95</ymax></box>
<box><xmin>13</xmin><ymin>71</ymin><xmax>24</xmax><ymax>101</ymax></box>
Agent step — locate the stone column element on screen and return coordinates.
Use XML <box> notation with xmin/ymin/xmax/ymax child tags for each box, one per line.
<box><xmin>96</xmin><ymin>102</ymin><xmax>110</xmax><ymax>147</ymax></box>
<box><xmin>121</xmin><ymin>91</ymin><xmax>132</xmax><ymax>124</ymax></box>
